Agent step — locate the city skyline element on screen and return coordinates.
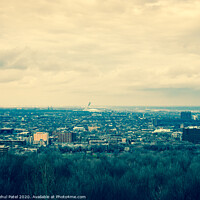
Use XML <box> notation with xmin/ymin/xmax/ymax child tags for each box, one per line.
<box><xmin>1</xmin><ymin>0</ymin><xmax>200</xmax><ymax>107</ymax></box>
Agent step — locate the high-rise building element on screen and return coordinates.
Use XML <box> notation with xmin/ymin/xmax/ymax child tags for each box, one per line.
<box><xmin>33</xmin><ymin>132</ymin><xmax>49</xmax><ymax>145</ymax></box>
<box><xmin>182</xmin><ymin>127</ymin><xmax>200</xmax><ymax>144</ymax></box>
<box><xmin>181</xmin><ymin>111</ymin><xmax>192</xmax><ymax>120</ymax></box>
<box><xmin>58</xmin><ymin>132</ymin><xmax>76</xmax><ymax>143</ymax></box>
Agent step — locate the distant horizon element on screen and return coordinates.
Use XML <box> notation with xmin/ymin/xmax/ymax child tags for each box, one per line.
<box><xmin>1</xmin><ymin>105</ymin><xmax>200</xmax><ymax>108</ymax></box>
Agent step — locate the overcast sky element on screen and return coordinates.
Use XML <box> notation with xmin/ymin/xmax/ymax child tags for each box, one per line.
<box><xmin>0</xmin><ymin>0</ymin><xmax>200</xmax><ymax>107</ymax></box>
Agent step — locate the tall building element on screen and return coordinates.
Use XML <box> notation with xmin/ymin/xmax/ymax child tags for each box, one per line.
<box><xmin>33</xmin><ymin>132</ymin><xmax>49</xmax><ymax>145</ymax></box>
<box><xmin>58</xmin><ymin>132</ymin><xmax>76</xmax><ymax>143</ymax></box>
<box><xmin>181</xmin><ymin>111</ymin><xmax>192</xmax><ymax>120</ymax></box>
<box><xmin>182</xmin><ymin>127</ymin><xmax>200</xmax><ymax>144</ymax></box>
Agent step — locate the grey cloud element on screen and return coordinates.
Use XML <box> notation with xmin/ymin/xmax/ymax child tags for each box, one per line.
<box><xmin>0</xmin><ymin>0</ymin><xmax>200</xmax><ymax>106</ymax></box>
<box><xmin>0</xmin><ymin>69</ymin><xmax>24</xmax><ymax>83</ymax></box>
<box><xmin>0</xmin><ymin>47</ymin><xmax>36</xmax><ymax>70</ymax></box>
<box><xmin>139</xmin><ymin>87</ymin><xmax>200</xmax><ymax>98</ymax></box>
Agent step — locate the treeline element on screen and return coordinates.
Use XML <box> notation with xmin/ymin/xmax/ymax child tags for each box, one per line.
<box><xmin>0</xmin><ymin>150</ymin><xmax>200</xmax><ymax>200</ymax></box>
<box><xmin>59</xmin><ymin>144</ymin><xmax>125</xmax><ymax>153</ymax></box>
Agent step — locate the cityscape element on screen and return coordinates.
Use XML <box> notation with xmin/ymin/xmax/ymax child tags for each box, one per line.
<box><xmin>1</xmin><ymin>106</ymin><xmax>200</xmax><ymax>156</ymax></box>
<box><xmin>1</xmin><ymin>0</ymin><xmax>200</xmax><ymax>199</ymax></box>
<box><xmin>1</xmin><ymin>106</ymin><xmax>200</xmax><ymax>199</ymax></box>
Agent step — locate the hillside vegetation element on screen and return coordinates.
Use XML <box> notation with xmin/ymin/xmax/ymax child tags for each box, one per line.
<box><xmin>0</xmin><ymin>150</ymin><xmax>200</xmax><ymax>200</ymax></box>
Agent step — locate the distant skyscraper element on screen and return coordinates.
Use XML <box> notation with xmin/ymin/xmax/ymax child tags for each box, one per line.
<box><xmin>182</xmin><ymin>127</ymin><xmax>200</xmax><ymax>144</ymax></box>
<box><xmin>181</xmin><ymin>111</ymin><xmax>192</xmax><ymax>120</ymax></box>
<box><xmin>33</xmin><ymin>132</ymin><xmax>49</xmax><ymax>145</ymax></box>
<box><xmin>58</xmin><ymin>132</ymin><xmax>76</xmax><ymax>143</ymax></box>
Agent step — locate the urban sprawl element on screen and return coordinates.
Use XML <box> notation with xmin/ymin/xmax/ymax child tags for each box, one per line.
<box><xmin>1</xmin><ymin>107</ymin><xmax>200</xmax><ymax>156</ymax></box>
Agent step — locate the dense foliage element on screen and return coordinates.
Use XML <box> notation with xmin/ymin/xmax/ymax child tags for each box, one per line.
<box><xmin>0</xmin><ymin>150</ymin><xmax>200</xmax><ymax>200</ymax></box>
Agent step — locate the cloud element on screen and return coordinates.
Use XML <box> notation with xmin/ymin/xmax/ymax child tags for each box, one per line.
<box><xmin>0</xmin><ymin>0</ymin><xmax>200</xmax><ymax>106</ymax></box>
<box><xmin>0</xmin><ymin>47</ymin><xmax>37</xmax><ymax>70</ymax></box>
<box><xmin>0</xmin><ymin>69</ymin><xmax>24</xmax><ymax>83</ymax></box>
